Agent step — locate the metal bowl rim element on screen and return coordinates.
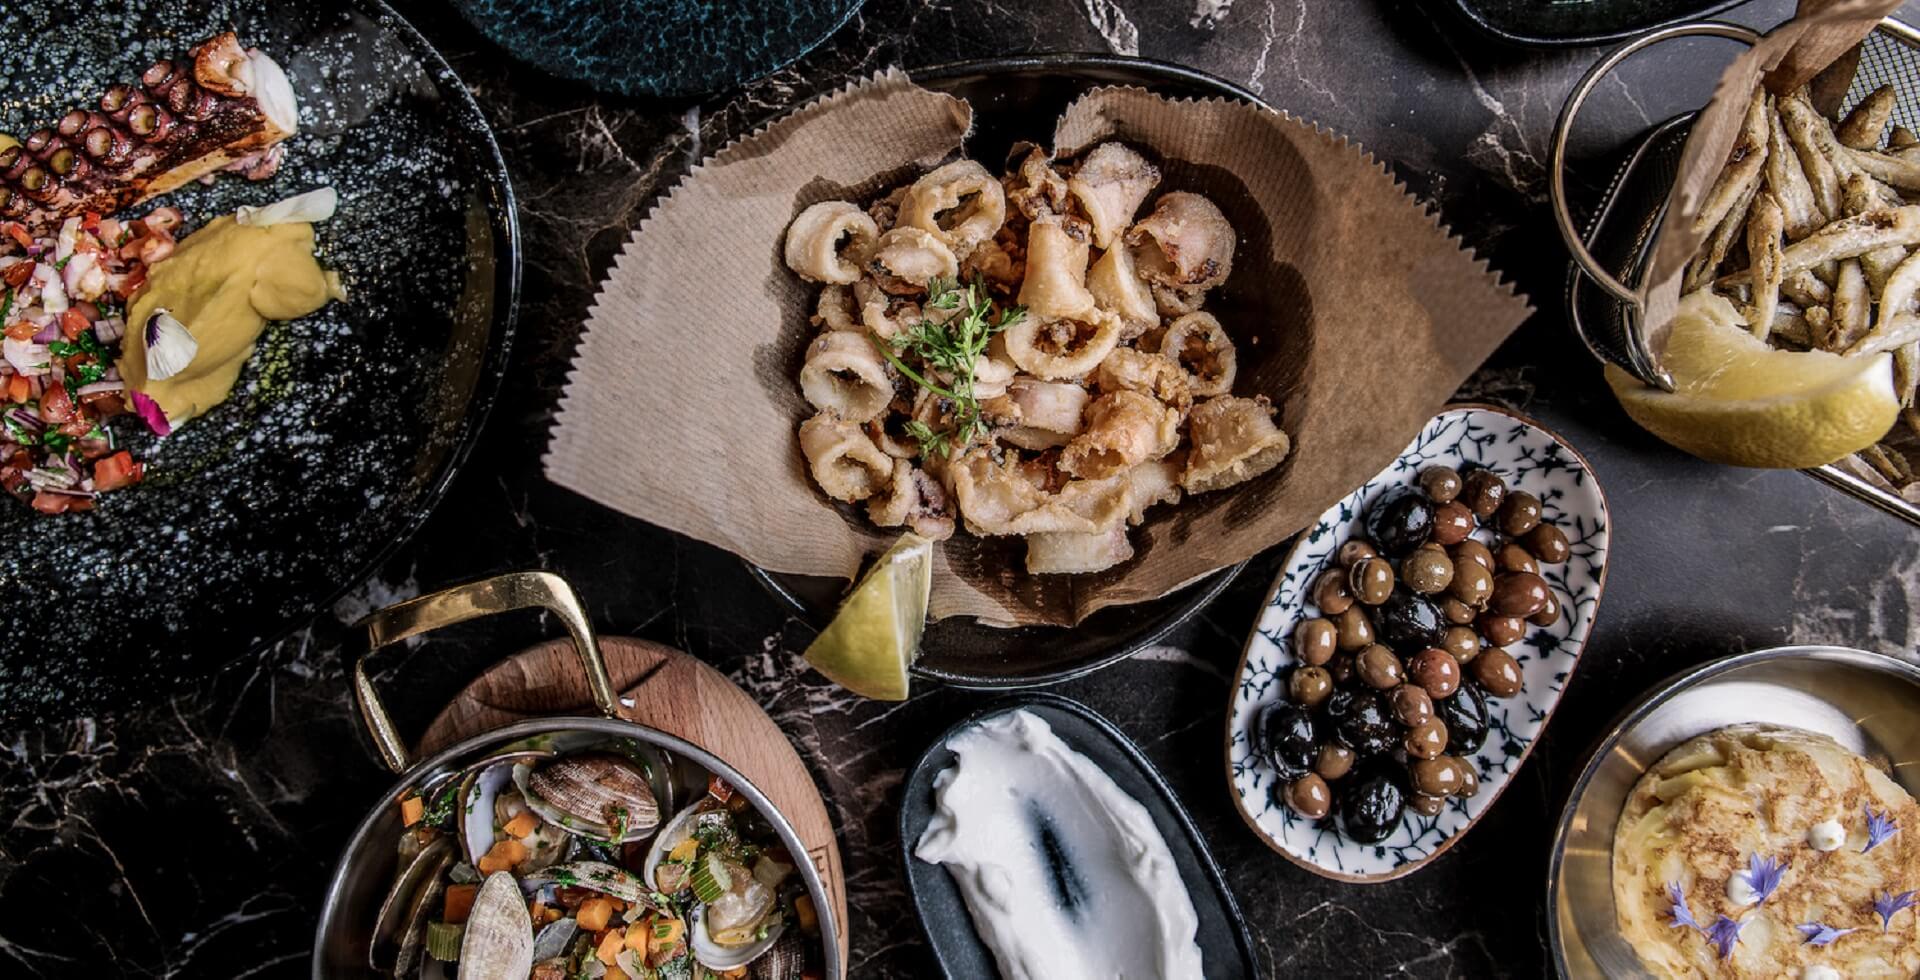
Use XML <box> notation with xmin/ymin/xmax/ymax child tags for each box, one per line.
<box><xmin>311</xmin><ymin>714</ymin><xmax>843</xmax><ymax>980</ymax></box>
<box><xmin>1545</xmin><ymin>644</ymin><xmax>1920</xmax><ymax>978</ymax></box>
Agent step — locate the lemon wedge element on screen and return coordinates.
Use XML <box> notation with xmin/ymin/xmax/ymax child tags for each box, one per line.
<box><xmin>1606</xmin><ymin>291</ymin><xmax>1899</xmax><ymax>469</ymax></box>
<box><xmin>802</xmin><ymin>533</ymin><xmax>933</xmax><ymax>701</ymax></box>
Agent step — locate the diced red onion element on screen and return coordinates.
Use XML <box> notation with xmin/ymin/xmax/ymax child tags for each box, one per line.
<box><xmin>76</xmin><ymin>380</ymin><xmax>125</xmax><ymax>397</ymax></box>
<box><xmin>30</xmin><ymin>321</ymin><xmax>58</xmax><ymax>343</ymax></box>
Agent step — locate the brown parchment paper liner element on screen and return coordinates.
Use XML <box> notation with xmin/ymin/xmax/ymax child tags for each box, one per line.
<box><xmin>1637</xmin><ymin>0</ymin><xmax>1902</xmax><ymax>347</ymax></box>
<box><xmin>545</xmin><ymin>71</ymin><xmax>1532</xmax><ymax>627</ymax></box>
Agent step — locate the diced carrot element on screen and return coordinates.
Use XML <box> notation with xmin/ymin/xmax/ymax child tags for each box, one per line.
<box><xmin>595</xmin><ymin>927</ymin><xmax>624</xmax><ymax>964</ymax></box>
<box><xmin>721</xmin><ymin>968</ymin><xmax>747</xmax><ymax>979</ymax></box>
<box><xmin>502</xmin><ymin>811</ymin><xmax>539</xmax><ymax>839</ymax></box>
<box><xmin>706</xmin><ymin>775</ymin><xmax>733</xmax><ymax>804</ymax></box>
<box><xmin>667</xmin><ymin>838</ymin><xmax>699</xmax><ymax>864</ymax></box>
<box><xmin>528</xmin><ymin>899</ymin><xmax>545</xmax><ymax>925</ymax></box>
<box><xmin>646</xmin><ymin>916</ymin><xmax>685</xmax><ymax>956</ymax></box>
<box><xmin>443</xmin><ymin>883</ymin><xmax>478</xmax><ymax>925</ymax></box>
<box><xmin>398</xmin><ymin>796</ymin><xmax>424</xmax><ymax>827</ymax></box>
<box><xmin>624</xmin><ymin>918</ymin><xmax>650</xmax><ymax>953</ymax></box>
<box><xmin>543</xmin><ymin>906</ymin><xmax>562</xmax><ymax>924</ymax></box>
<box><xmin>576</xmin><ymin>897</ymin><xmax>614</xmax><ymax>933</ymax></box>
<box><xmin>795</xmin><ymin>894</ymin><xmax>818</xmax><ymax>933</ymax></box>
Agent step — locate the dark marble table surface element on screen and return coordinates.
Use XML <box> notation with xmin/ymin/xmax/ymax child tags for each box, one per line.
<box><xmin>6</xmin><ymin>0</ymin><xmax>1920</xmax><ymax>976</ymax></box>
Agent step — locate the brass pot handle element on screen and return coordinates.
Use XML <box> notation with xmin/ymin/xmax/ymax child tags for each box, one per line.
<box><xmin>350</xmin><ymin>570</ymin><xmax>617</xmax><ymax>773</ymax></box>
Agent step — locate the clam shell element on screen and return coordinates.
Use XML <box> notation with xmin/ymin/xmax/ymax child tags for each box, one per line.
<box><xmin>691</xmin><ymin>902</ymin><xmax>785</xmax><ymax>972</ymax></box>
<box><xmin>368</xmin><ymin>834</ymin><xmax>453</xmax><ymax>975</ymax></box>
<box><xmin>517</xmin><ymin>752</ymin><xmax>661</xmax><ymax>843</ymax></box>
<box><xmin>749</xmin><ymin>930</ymin><xmax>809</xmax><ymax>980</ymax></box>
<box><xmin>457</xmin><ymin>871</ymin><xmax>533</xmax><ymax>980</ymax></box>
<box><xmin>641</xmin><ymin>802</ymin><xmax>705</xmax><ymax>892</ymax></box>
<box><xmin>521</xmin><ymin>860</ymin><xmax>658</xmax><ymax>909</ymax></box>
<box><xmin>460</xmin><ymin>758</ymin><xmax>571</xmax><ymax>873</ymax></box>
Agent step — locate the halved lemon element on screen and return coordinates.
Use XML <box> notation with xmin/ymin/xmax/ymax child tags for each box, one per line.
<box><xmin>1607</xmin><ymin>292</ymin><xmax>1899</xmax><ymax>469</ymax></box>
<box><xmin>802</xmin><ymin>533</ymin><xmax>932</xmax><ymax>701</ymax></box>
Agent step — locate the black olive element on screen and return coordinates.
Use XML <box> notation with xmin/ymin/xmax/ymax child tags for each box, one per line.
<box><xmin>1258</xmin><ymin>701</ymin><xmax>1319</xmax><ymax>780</ymax></box>
<box><xmin>1373</xmin><ymin>587</ymin><xmax>1445</xmax><ymax>653</ymax></box>
<box><xmin>1436</xmin><ymin>681</ymin><xmax>1490</xmax><ymax>755</ymax></box>
<box><xmin>1362</xmin><ymin>486</ymin><xmax>1435</xmax><ymax>558</ymax></box>
<box><xmin>1339</xmin><ymin>761</ymin><xmax>1407</xmax><ymax>844</ymax></box>
<box><xmin>1331</xmin><ymin>689</ymin><xmax>1398</xmax><ymax>758</ymax></box>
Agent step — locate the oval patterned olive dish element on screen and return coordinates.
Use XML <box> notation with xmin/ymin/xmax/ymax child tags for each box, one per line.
<box><xmin>1225</xmin><ymin>404</ymin><xmax>1611</xmax><ymax>882</ymax></box>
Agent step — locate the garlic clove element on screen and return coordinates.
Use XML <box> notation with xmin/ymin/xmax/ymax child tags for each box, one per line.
<box><xmin>236</xmin><ymin>186</ymin><xmax>336</xmax><ymax>227</ymax></box>
<box><xmin>144</xmin><ymin>308</ymin><xmax>198</xmax><ymax>381</ymax></box>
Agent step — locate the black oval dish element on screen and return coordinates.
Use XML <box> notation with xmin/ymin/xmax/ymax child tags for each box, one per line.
<box><xmin>899</xmin><ymin>694</ymin><xmax>1258</xmax><ymax>979</ymax></box>
<box><xmin>1441</xmin><ymin>0</ymin><xmax>1745</xmax><ymax>47</ymax></box>
<box><xmin>753</xmin><ymin>54</ymin><xmax>1269</xmax><ymax>689</ymax></box>
<box><xmin>0</xmin><ymin>0</ymin><xmax>517</xmax><ymax>717</ymax></box>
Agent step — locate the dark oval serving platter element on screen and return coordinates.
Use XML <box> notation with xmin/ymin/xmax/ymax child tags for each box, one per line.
<box><xmin>899</xmin><ymin>694</ymin><xmax>1259</xmax><ymax>979</ymax></box>
<box><xmin>753</xmin><ymin>54</ymin><xmax>1269</xmax><ymax>689</ymax></box>
<box><xmin>0</xmin><ymin>1</ymin><xmax>517</xmax><ymax>717</ymax></box>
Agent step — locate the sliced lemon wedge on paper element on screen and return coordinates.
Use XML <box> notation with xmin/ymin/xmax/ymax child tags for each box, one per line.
<box><xmin>803</xmin><ymin>532</ymin><xmax>933</xmax><ymax>701</ymax></box>
<box><xmin>1606</xmin><ymin>291</ymin><xmax>1899</xmax><ymax>469</ymax></box>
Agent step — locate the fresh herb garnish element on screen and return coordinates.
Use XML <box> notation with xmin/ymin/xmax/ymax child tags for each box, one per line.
<box><xmin>868</xmin><ymin>275</ymin><xmax>1024</xmax><ymax>458</ymax></box>
<box><xmin>48</xmin><ymin>330</ymin><xmax>109</xmax><ymax>361</ymax></box>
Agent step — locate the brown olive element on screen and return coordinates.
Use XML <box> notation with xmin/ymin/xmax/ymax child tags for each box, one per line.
<box><xmin>1493</xmin><ymin>542</ymin><xmax>1539</xmax><ymax>576</ymax></box>
<box><xmin>1400</xmin><ymin>547</ymin><xmax>1454</xmax><ymax>595</ymax></box>
<box><xmin>1314</xmin><ymin>743</ymin><xmax>1355</xmax><ymax>781</ymax></box>
<box><xmin>1408</xmin><ymin>792</ymin><xmax>1447</xmax><ymax>816</ymax></box>
<box><xmin>1461</xmin><ymin>469</ymin><xmax>1507</xmax><ymax>519</ymax></box>
<box><xmin>1491</xmin><ymin>571</ymin><xmax>1550</xmax><ymax>617</ymax></box>
<box><xmin>1440</xmin><ymin>625</ymin><xmax>1479</xmax><ymax>663</ymax></box>
<box><xmin>1440</xmin><ymin>598</ymin><xmax>1476</xmax><ymax>625</ymax></box>
<box><xmin>1429</xmin><ymin>500</ymin><xmax>1474</xmax><ymax>545</ymax></box>
<box><xmin>1448</xmin><ymin>559</ymin><xmax>1493</xmax><ymax>607</ymax></box>
<box><xmin>1529</xmin><ymin>591</ymin><xmax>1561</xmax><ymax>627</ymax></box>
<box><xmin>1419</xmin><ymin>466</ymin><xmax>1462</xmax><ymax>504</ymax></box>
<box><xmin>1356</xmin><ymin>644</ymin><xmax>1403</xmax><ymax>689</ymax></box>
<box><xmin>1411</xmin><ymin>756</ymin><xmax>1463</xmax><ymax>796</ymax></box>
<box><xmin>1337</xmin><ymin>539</ymin><xmax>1379</xmax><ymax>568</ymax></box>
<box><xmin>1408</xmin><ymin>647</ymin><xmax>1462</xmax><ymax>699</ymax></box>
<box><xmin>1349</xmin><ymin>557</ymin><xmax>1395</xmax><ymax>605</ymax></box>
<box><xmin>1389</xmin><ymin>684</ymin><xmax>1433</xmax><ymax>726</ymax></box>
<box><xmin>1286</xmin><ymin>773</ymin><xmax>1333</xmax><ymax>819</ymax></box>
<box><xmin>1335</xmin><ymin>607</ymin><xmax>1375</xmax><ymax>651</ymax></box>
<box><xmin>1471</xmin><ymin>646</ymin><xmax>1524</xmax><ymax>697</ymax></box>
<box><xmin>1477</xmin><ymin>612</ymin><xmax>1526</xmax><ymax>647</ymax></box>
<box><xmin>1452</xmin><ymin>538</ymin><xmax>1494</xmax><ymax>572</ymax></box>
<box><xmin>1404</xmin><ymin>718</ymin><xmax>1449</xmax><ymax>759</ymax></box>
<box><xmin>1289</xmin><ymin>665</ymin><xmax>1333</xmax><ymax>708</ymax></box>
<box><xmin>1328</xmin><ymin>653</ymin><xmax>1355</xmax><ymax>685</ymax></box>
<box><xmin>1453</xmin><ymin>757</ymin><xmax>1481</xmax><ymax>798</ymax></box>
<box><xmin>1294</xmin><ymin>617</ymin><xmax>1338</xmax><ymax>666</ymax></box>
<box><xmin>1522</xmin><ymin>523</ymin><xmax>1570</xmax><ymax>564</ymax></box>
<box><xmin>1312</xmin><ymin>567</ymin><xmax>1355</xmax><ymax>615</ymax></box>
<box><xmin>1496</xmin><ymin>490</ymin><xmax>1542</xmax><ymax>537</ymax></box>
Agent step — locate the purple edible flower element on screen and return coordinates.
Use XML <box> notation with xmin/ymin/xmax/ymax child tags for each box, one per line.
<box><xmin>1736</xmin><ymin>853</ymin><xmax>1786</xmax><ymax>904</ymax></box>
<box><xmin>1874</xmin><ymin>890</ymin><xmax>1917</xmax><ymax>932</ymax></box>
<box><xmin>1666</xmin><ymin>881</ymin><xmax>1699</xmax><ymax>930</ymax></box>
<box><xmin>1863</xmin><ymin>803</ymin><xmax>1899</xmax><ymax>853</ymax></box>
<box><xmin>1796</xmin><ymin>922</ymin><xmax>1856</xmax><ymax>946</ymax></box>
<box><xmin>1704</xmin><ymin>915</ymin><xmax>1745</xmax><ymax>959</ymax></box>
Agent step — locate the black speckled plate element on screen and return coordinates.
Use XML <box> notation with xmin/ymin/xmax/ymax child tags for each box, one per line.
<box><xmin>754</xmin><ymin>55</ymin><xmax>1272</xmax><ymax>689</ymax></box>
<box><xmin>1442</xmin><ymin>0</ymin><xmax>1745</xmax><ymax>47</ymax></box>
<box><xmin>0</xmin><ymin>1</ymin><xmax>517</xmax><ymax>719</ymax></box>
<box><xmin>450</xmin><ymin>0</ymin><xmax>865</xmax><ymax>98</ymax></box>
<box><xmin>899</xmin><ymin>694</ymin><xmax>1258</xmax><ymax>979</ymax></box>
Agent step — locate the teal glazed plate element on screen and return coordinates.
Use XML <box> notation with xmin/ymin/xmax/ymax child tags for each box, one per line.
<box><xmin>1226</xmin><ymin>404</ymin><xmax>1611</xmax><ymax>882</ymax></box>
<box><xmin>451</xmin><ymin>0</ymin><xmax>866</xmax><ymax>98</ymax></box>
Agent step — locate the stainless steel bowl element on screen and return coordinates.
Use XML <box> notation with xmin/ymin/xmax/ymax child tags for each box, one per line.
<box><xmin>1547</xmin><ymin>646</ymin><xmax>1920</xmax><ymax>978</ymax></box>
<box><xmin>311</xmin><ymin>572</ymin><xmax>844</xmax><ymax>979</ymax></box>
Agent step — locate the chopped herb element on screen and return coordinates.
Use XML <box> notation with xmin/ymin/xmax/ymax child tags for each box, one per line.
<box><xmin>53</xmin><ymin>255</ymin><xmax>71</xmax><ymax>271</ymax></box>
<box><xmin>868</xmin><ymin>275</ymin><xmax>1024</xmax><ymax>458</ymax></box>
<box><xmin>0</xmin><ymin>288</ymin><xmax>11</xmax><ymax>328</ymax></box>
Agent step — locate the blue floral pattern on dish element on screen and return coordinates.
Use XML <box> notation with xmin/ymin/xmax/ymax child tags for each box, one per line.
<box><xmin>1227</xmin><ymin>406</ymin><xmax>1610</xmax><ymax>881</ymax></box>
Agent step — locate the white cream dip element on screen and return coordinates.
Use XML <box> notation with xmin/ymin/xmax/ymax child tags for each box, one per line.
<box><xmin>914</xmin><ymin>709</ymin><xmax>1205</xmax><ymax>980</ymax></box>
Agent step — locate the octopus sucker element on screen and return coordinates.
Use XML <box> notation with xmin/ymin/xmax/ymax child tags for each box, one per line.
<box><xmin>0</xmin><ymin>32</ymin><xmax>298</xmax><ymax>232</ymax></box>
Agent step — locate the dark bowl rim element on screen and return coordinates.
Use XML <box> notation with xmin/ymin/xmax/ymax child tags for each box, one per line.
<box><xmin>1440</xmin><ymin>0</ymin><xmax>1748</xmax><ymax>48</ymax></box>
<box><xmin>745</xmin><ymin>51</ymin><xmax>1273</xmax><ymax>690</ymax></box>
<box><xmin>217</xmin><ymin>0</ymin><xmax>522</xmax><ymax>670</ymax></box>
<box><xmin>896</xmin><ymin>691</ymin><xmax>1260</xmax><ymax>978</ymax></box>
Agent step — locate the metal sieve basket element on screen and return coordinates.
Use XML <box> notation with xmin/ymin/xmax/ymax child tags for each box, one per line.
<box><xmin>1552</xmin><ymin>17</ymin><xmax>1920</xmax><ymax>527</ymax></box>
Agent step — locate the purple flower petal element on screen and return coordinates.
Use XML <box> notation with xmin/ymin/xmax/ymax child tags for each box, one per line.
<box><xmin>1874</xmin><ymin>890</ymin><xmax>1917</xmax><ymax>932</ymax></box>
<box><xmin>128</xmin><ymin>390</ymin><xmax>170</xmax><ymax>436</ymax></box>
<box><xmin>1797</xmin><ymin>922</ymin><xmax>1856</xmax><ymax>946</ymax></box>
<box><xmin>1737</xmin><ymin>853</ymin><xmax>1786</xmax><ymax>905</ymax></box>
<box><xmin>1704</xmin><ymin>915</ymin><xmax>1745</xmax><ymax>959</ymax></box>
<box><xmin>1864</xmin><ymin>803</ymin><xmax>1899</xmax><ymax>854</ymax></box>
<box><xmin>1666</xmin><ymin>881</ymin><xmax>1699</xmax><ymax>930</ymax></box>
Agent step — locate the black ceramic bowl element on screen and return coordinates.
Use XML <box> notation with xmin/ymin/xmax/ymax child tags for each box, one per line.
<box><xmin>899</xmin><ymin>694</ymin><xmax>1259</xmax><ymax>979</ymax></box>
<box><xmin>754</xmin><ymin>54</ymin><xmax>1270</xmax><ymax>689</ymax></box>
<box><xmin>0</xmin><ymin>1</ymin><xmax>517</xmax><ymax>717</ymax></box>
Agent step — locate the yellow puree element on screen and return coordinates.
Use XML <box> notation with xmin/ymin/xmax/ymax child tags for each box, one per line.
<box><xmin>124</xmin><ymin>216</ymin><xmax>341</xmax><ymax>421</ymax></box>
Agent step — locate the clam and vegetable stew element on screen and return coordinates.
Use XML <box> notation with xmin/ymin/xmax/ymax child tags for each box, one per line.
<box><xmin>376</xmin><ymin>734</ymin><xmax>822</xmax><ymax>980</ymax></box>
